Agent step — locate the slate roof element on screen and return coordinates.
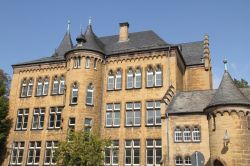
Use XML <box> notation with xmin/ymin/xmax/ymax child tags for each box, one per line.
<box><xmin>99</xmin><ymin>30</ymin><xmax>169</xmax><ymax>55</ymax></box>
<box><xmin>12</xmin><ymin>27</ymin><xmax>204</xmax><ymax>67</ymax></box>
<box><xmin>167</xmin><ymin>72</ymin><xmax>250</xmax><ymax>115</ymax></box>
<box><xmin>178</xmin><ymin>41</ymin><xmax>204</xmax><ymax>66</ymax></box>
<box><xmin>206</xmin><ymin>71</ymin><xmax>250</xmax><ymax>109</ymax></box>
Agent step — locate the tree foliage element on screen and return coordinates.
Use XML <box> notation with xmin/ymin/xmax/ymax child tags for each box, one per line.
<box><xmin>54</xmin><ymin>131</ymin><xmax>111</xmax><ymax>166</ymax></box>
<box><xmin>0</xmin><ymin>69</ymin><xmax>11</xmax><ymax>164</ymax></box>
<box><xmin>234</xmin><ymin>78</ymin><xmax>249</xmax><ymax>88</ymax></box>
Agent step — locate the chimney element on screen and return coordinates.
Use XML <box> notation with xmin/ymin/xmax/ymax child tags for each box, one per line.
<box><xmin>203</xmin><ymin>34</ymin><xmax>210</xmax><ymax>71</ymax></box>
<box><xmin>119</xmin><ymin>22</ymin><xmax>129</xmax><ymax>42</ymax></box>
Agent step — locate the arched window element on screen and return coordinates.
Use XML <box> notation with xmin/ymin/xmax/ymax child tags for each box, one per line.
<box><xmin>107</xmin><ymin>71</ymin><xmax>114</xmax><ymax>90</ymax></box>
<box><xmin>155</xmin><ymin>65</ymin><xmax>162</xmax><ymax>86</ymax></box>
<box><xmin>147</xmin><ymin>67</ymin><xmax>154</xmax><ymax>87</ymax></box>
<box><xmin>134</xmin><ymin>68</ymin><xmax>141</xmax><ymax>88</ymax></box>
<box><xmin>21</xmin><ymin>79</ymin><xmax>27</xmax><ymax>97</ymax></box>
<box><xmin>59</xmin><ymin>76</ymin><xmax>65</xmax><ymax>95</ymax></box>
<box><xmin>175</xmin><ymin>156</ymin><xmax>183</xmax><ymax>166</ymax></box>
<box><xmin>86</xmin><ymin>57</ymin><xmax>90</xmax><ymax>69</ymax></box>
<box><xmin>115</xmin><ymin>70</ymin><xmax>122</xmax><ymax>90</ymax></box>
<box><xmin>174</xmin><ymin>127</ymin><xmax>182</xmax><ymax>142</ymax></box>
<box><xmin>127</xmin><ymin>69</ymin><xmax>133</xmax><ymax>89</ymax></box>
<box><xmin>36</xmin><ymin>78</ymin><xmax>43</xmax><ymax>96</ymax></box>
<box><xmin>52</xmin><ymin>76</ymin><xmax>59</xmax><ymax>95</ymax></box>
<box><xmin>183</xmin><ymin>127</ymin><xmax>191</xmax><ymax>142</ymax></box>
<box><xmin>86</xmin><ymin>84</ymin><xmax>94</xmax><ymax>105</ymax></box>
<box><xmin>192</xmin><ymin>127</ymin><xmax>201</xmax><ymax>142</ymax></box>
<box><xmin>71</xmin><ymin>83</ymin><xmax>78</xmax><ymax>104</ymax></box>
<box><xmin>184</xmin><ymin>156</ymin><xmax>192</xmax><ymax>165</ymax></box>
<box><xmin>27</xmin><ymin>79</ymin><xmax>33</xmax><ymax>96</ymax></box>
<box><xmin>43</xmin><ymin>77</ymin><xmax>49</xmax><ymax>95</ymax></box>
<box><xmin>73</xmin><ymin>57</ymin><xmax>81</xmax><ymax>69</ymax></box>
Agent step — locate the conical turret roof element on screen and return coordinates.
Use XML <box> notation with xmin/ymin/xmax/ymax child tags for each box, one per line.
<box><xmin>206</xmin><ymin>71</ymin><xmax>250</xmax><ymax>109</ymax></box>
<box><xmin>53</xmin><ymin>31</ymin><xmax>73</xmax><ymax>57</ymax></box>
<box><xmin>77</xmin><ymin>25</ymin><xmax>104</xmax><ymax>54</ymax></box>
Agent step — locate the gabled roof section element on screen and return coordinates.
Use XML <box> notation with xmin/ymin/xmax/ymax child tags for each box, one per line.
<box><xmin>206</xmin><ymin>71</ymin><xmax>250</xmax><ymax>109</ymax></box>
<box><xmin>178</xmin><ymin>41</ymin><xmax>204</xmax><ymax>66</ymax></box>
<box><xmin>53</xmin><ymin>31</ymin><xmax>73</xmax><ymax>57</ymax></box>
<box><xmin>100</xmin><ymin>30</ymin><xmax>169</xmax><ymax>55</ymax></box>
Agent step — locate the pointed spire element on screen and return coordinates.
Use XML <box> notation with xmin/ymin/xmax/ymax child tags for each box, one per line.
<box><xmin>223</xmin><ymin>57</ymin><xmax>228</xmax><ymax>72</ymax></box>
<box><xmin>89</xmin><ymin>16</ymin><xmax>92</xmax><ymax>25</ymax></box>
<box><xmin>67</xmin><ymin>20</ymin><xmax>71</xmax><ymax>33</ymax></box>
<box><xmin>205</xmin><ymin>69</ymin><xmax>250</xmax><ymax>109</ymax></box>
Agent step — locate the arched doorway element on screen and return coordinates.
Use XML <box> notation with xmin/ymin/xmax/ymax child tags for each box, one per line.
<box><xmin>214</xmin><ymin>159</ymin><xmax>224</xmax><ymax>166</ymax></box>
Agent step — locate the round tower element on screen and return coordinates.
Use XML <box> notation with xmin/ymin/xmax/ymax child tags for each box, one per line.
<box><xmin>204</xmin><ymin>61</ymin><xmax>250</xmax><ymax>166</ymax></box>
<box><xmin>64</xmin><ymin>24</ymin><xmax>105</xmax><ymax>135</ymax></box>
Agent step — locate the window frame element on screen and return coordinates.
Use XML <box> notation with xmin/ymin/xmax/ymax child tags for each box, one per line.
<box><xmin>26</xmin><ymin>141</ymin><xmax>41</xmax><ymax>165</ymax></box>
<box><xmin>48</xmin><ymin>107</ymin><xmax>62</xmax><ymax>129</ymax></box>
<box><xmin>183</xmin><ymin>127</ymin><xmax>192</xmax><ymax>142</ymax></box>
<box><xmin>71</xmin><ymin>83</ymin><xmax>78</xmax><ymax>105</ymax></box>
<box><xmin>146</xmin><ymin>139</ymin><xmax>162</xmax><ymax>166</ymax></box>
<box><xmin>175</xmin><ymin>156</ymin><xmax>183</xmax><ymax>166</ymax></box>
<box><xmin>58</xmin><ymin>76</ymin><xmax>65</xmax><ymax>95</ymax></box>
<box><xmin>105</xmin><ymin>103</ymin><xmax>121</xmax><ymax>127</ymax></box>
<box><xmin>146</xmin><ymin>101</ymin><xmax>161</xmax><ymax>126</ymax></box>
<box><xmin>125</xmin><ymin>102</ymin><xmax>141</xmax><ymax>127</ymax></box>
<box><xmin>134</xmin><ymin>68</ymin><xmax>142</xmax><ymax>88</ymax></box>
<box><xmin>52</xmin><ymin>76</ymin><xmax>59</xmax><ymax>95</ymax></box>
<box><xmin>42</xmin><ymin>77</ymin><xmax>49</xmax><ymax>96</ymax></box>
<box><xmin>85</xmin><ymin>57</ymin><xmax>90</xmax><ymax>69</ymax></box>
<box><xmin>9</xmin><ymin>141</ymin><xmax>25</xmax><ymax>165</ymax></box>
<box><xmin>146</xmin><ymin>67</ymin><xmax>154</xmax><ymax>88</ymax></box>
<box><xmin>84</xmin><ymin>118</ymin><xmax>93</xmax><ymax>132</ymax></box>
<box><xmin>174</xmin><ymin>127</ymin><xmax>182</xmax><ymax>142</ymax></box>
<box><xmin>192</xmin><ymin>127</ymin><xmax>201</xmax><ymax>142</ymax></box>
<box><xmin>15</xmin><ymin>109</ymin><xmax>29</xmax><ymax>131</ymax></box>
<box><xmin>44</xmin><ymin>141</ymin><xmax>58</xmax><ymax>165</ymax></box>
<box><xmin>155</xmin><ymin>66</ymin><xmax>162</xmax><ymax>87</ymax></box>
<box><xmin>86</xmin><ymin>84</ymin><xmax>94</xmax><ymax>106</ymax></box>
<box><xmin>31</xmin><ymin>108</ymin><xmax>45</xmax><ymax>130</ymax></box>
<box><xmin>27</xmin><ymin>79</ymin><xmax>33</xmax><ymax>97</ymax></box>
<box><xmin>125</xmin><ymin>139</ymin><xmax>140</xmax><ymax>165</ymax></box>
<box><xmin>104</xmin><ymin>140</ymin><xmax>119</xmax><ymax>166</ymax></box>
<box><xmin>107</xmin><ymin>72</ymin><xmax>115</xmax><ymax>91</ymax></box>
<box><xmin>115</xmin><ymin>70</ymin><xmax>122</xmax><ymax>90</ymax></box>
<box><xmin>126</xmin><ymin>69</ymin><xmax>134</xmax><ymax>89</ymax></box>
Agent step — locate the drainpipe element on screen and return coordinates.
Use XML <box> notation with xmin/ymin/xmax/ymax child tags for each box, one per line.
<box><xmin>166</xmin><ymin>112</ymin><xmax>170</xmax><ymax>166</ymax></box>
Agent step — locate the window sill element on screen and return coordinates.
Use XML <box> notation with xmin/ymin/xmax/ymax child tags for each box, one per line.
<box><xmin>19</xmin><ymin>96</ymin><xmax>32</xmax><ymax>99</ymax></box>
<box><xmin>146</xmin><ymin>85</ymin><xmax>163</xmax><ymax>89</ymax></box>
<box><xmin>35</xmin><ymin>94</ymin><xmax>48</xmax><ymax>97</ymax></box>
<box><xmin>30</xmin><ymin>128</ymin><xmax>44</xmax><ymax>131</ymax></box>
<box><xmin>125</xmin><ymin>125</ymin><xmax>141</xmax><ymax>128</ymax></box>
<box><xmin>47</xmin><ymin>128</ymin><xmax>61</xmax><ymax>130</ymax></box>
<box><xmin>105</xmin><ymin>126</ymin><xmax>120</xmax><ymax>128</ymax></box>
<box><xmin>145</xmin><ymin>125</ymin><xmax>161</xmax><ymax>127</ymax></box>
<box><xmin>51</xmin><ymin>93</ymin><xmax>64</xmax><ymax>96</ymax></box>
<box><xmin>69</xmin><ymin>103</ymin><xmax>78</xmax><ymax>106</ymax></box>
<box><xmin>14</xmin><ymin>129</ymin><xmax>27</xmax><ymax>131</ymax></box>
<box><xmin>125</xmin><ymin>87</ymin><xmax>142</xmax><ymax>90</ymax></box>
<box><xmin>107</xmin><ymin>89</ymin><xmax>122</xmax><ymax>91</ymax></box>
<box><xmin>86</xmin><ymin>104</ymin><xmax>94</xmax><ymax>107</ymax></box>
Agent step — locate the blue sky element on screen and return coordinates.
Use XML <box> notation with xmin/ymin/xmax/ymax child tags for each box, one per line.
<box><xmin>0</xmin><ymin>1</ymin><xmax>249</xmax><ymax>88</ymax></box>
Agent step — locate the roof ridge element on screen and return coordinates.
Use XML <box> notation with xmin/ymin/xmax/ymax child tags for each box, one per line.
<box><xmin>99</xmin><ymin>30</ymin><xmax>154</xmax><ymax>38</ymax></box>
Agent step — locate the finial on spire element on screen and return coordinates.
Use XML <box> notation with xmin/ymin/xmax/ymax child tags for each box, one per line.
<box><xmin>223</xmin><ymin>57</ymin><xmax>228</xmax><ymax>71</ymax></box>
<box><xmin>88</xmin><ymin>16</ymin><xmax>92</xmax><ymax>25</ymax></box>
<box><xmin>67</xmin><ymin>20</ymin><xmax>71</xmax><ymax>33</ymax></box>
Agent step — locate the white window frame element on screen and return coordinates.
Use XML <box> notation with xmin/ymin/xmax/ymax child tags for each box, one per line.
<box><xmin>115</xmin><ymin>70</ymin><xmax>122</xmax><ymax>90</ymax></box>
<box><xmin>146</xmin><ymin>101</ymin><xmax>161</xmax><ymax>126</ymax></box>
<box><xmin>155</xmin><ymin>67</ymin><xmax>162</xmax><ymax>87</ymax></box>
<box><xmin>134</xmin><ymin>69</ymin><xmax>141</xmax><ymax>88</ymax></box>
<box><xmin>21</xmin><ymin>79</ymin><xmax>27</xmax><ymax>97</ymax></box>
<box><xmin>104</xmin><ymin>140</ymin><xmax>119</xmax><ymax>166</ymax></box>
<box><xmin>127</xmin><ymin>69</ymin><xmax>133</xmax><ymax>89</ymax></box>
<box><xmin>192</xmin><ymin>127</ymin><xmax>201</xmax><ymax>142</ymax></box>
<box><xmin>26</xmin><ymin>141</ymin><xmax>41</xmax><ymax>165</ymax></box>
<box><xmin>9</xmin><ymin>141</ymin><xmax>25</xmax><ymax>166</ymax></box>
<box><xmin>52</xmin><ymin>77</ymin><xmax>59</xmax><ymax>95</ymax></box>
<box><xmin>184</xmin><ymin>156</ymin><xmax>192</xmax><ymax>166</ymax></box>
<box><xmin>183</xmin><ymin>127</ymin><xmax>192</xmax><ymax>142</ymax></box>
<box><xmin>125</xmin><ymin>102</ymin><xmax>141</xmax><ymax>127</ymax></box>
<box><xmin>107</xmin><ymin>73</ymin><xmax>114</xmax><ymax>90</ymax></box>
<box><xmin>125</xmin><ymin>140</ymin><xmax>140</xmax><ymax>166</ymax></box>
<box><xmin>146</xmin><ymin>139</ymin><xmax>162</xmax><ymax>166</ymax></box>
<box><xmin>27</xmin><ymin>79</ymin><xmax>33</xmax><ymax>96</ymax></box>
<box><xmin>94</xmin><ymin>58</ymin><xmax>97</xmax><ymax>69</ymax></box>
<box><xmin>174</xmin><ymin>128</ymin><xmax>182</xmax><ymax>142</ymax></box>
<box><xmin>86</xmin><ymin>84</ymin><xmax>94</xmax><ymax>105</ymax></box>
<box><xmin>175</xmin><ymin>156</ymin><xmax>183</xmax><ymax>166</ymax></box>
<box><xmin>85</xmin><ymin>57</ymin><xmax>90</xmax><ymax>69</ymax></box>
<box><xmin>43</xmin><ymin>78</ymin><xmax>49</xmax><ymax>95</ymax></box>
<box><xmin>105</xmin><ymin>103</ymin><xmax>120</xmax><ymax>127</ymax></box>
<box><xmin>71</xmin><ymin>84</ymin><xmax>78</xmax><ymax>104</ymax></box>
<box><xmin>44</xmin><ymin>141</ymin><xmax>58</xmax><ymax>165</ymax></box>
<box><xmin>58</xmin><ymin>77</ymin><xmax>65</xmax><ymax>95</ymax></box>
<box><xmin>32</xmin><ymin>108</ymin><xmax>45</xmax><ymax>129</ymax></box>
<box><xmin>146</xmin><ymin>68</ymin><xmax>154</xmax><ymax>87</ymax></box>
<box><xmin>16</xmin><ymin>109</ymin><xmax>29</xmax><ymax>130</ymax></box>
<box><xmin>36</xmin><ymin>78</ymin><xmax>43</xmax><ymax>96</ymax></box>
<box><xmin>48</xmin><ymin>107</ymin><xmax>62</xmax><ymax>129</ymax></box>
<box><xmin>84</xmin><ymin>118</ymin><xmax>92</xmax><ymax>132</ymax></box>
<box><xmin>73</xmin><ymin>57</ymin><xmax>81</xmax><ymax>69</ymax></box>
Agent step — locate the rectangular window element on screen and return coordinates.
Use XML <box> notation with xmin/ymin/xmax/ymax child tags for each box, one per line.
<box><xmin>94</xmin><ymin>59</ymin><xmax>97</xmax><ymax>69</ymax></box>
<box><xmin>125</xmin><ymin>140</ymin><xmax>140</xmax><ymax>165</ymax></box>
<box><xmin>125</xmin><ymin>102</ymin><xmax>141</xmax><ymax>127</ymax></box>
<box><xmin>146</xmin><ymin>101</ymin><xmax>161</xmax><ymax>126</ymax></box>
<box><xmin>134</xmin><ymin>70</ymin><xmax>141</xmax><ymax>88</ymax></box>
<box><xmin>71</xmin><ymin>85</ymin><xmax>78</xmax><ymax>104</ymax></box>
<box><xmin>21</xmin><ymin>80</ymin><xmax>28</xmax><ymax>97</ymax></box>
<box><xmin>44</xmin><ymin>141</ymin><xmax>58</xmax><ymax>165</ymax></box>
<box><xmin>36</xmin><ymin>80</ymin><xmax>43</xmax><ymax>96</ymax></box>
<box><xmin>27</xmin><ymin>141</ymin><xmax>41</xmax><ymax>165</ymax></box>
<box><xmin>68</xmin><ymin>117</ymin><xmax>76</xmax><ymax>131</ymax></box>
<box><xmin>105</xmin><ymin>103</ymin><xmax>120</xmax><ymax>127</ymax></box>
<box><xmin>104</xmin><ymin>140</ymin><xmax>119</xmax><ymax>166</ymax></box>
<box><xmin>115</xmin><ymin>72</ymin><xmax>122</xmax><ymax>90</ymax></box>
<box><xmin>58</xmin><ymin>78</ymin><xmax>65</xmax><ymax>95</ymax></box>
<box><xmin>32</xmin><ymin>108</ymin><xmax>45</xmax><ymax>129</ymax></box>
<box><xmin>48</xmin><ymin>107</ymin><xmax>62</xmax><ymax>129</ymax></box>
<box><xmin>52</xmin><ymin>79</ymin><xmax>59</xmax><ymax>94</ymax></box>
<box><xmin>108</xmin><ymin>75</ymin><xmax>114</xmax><ymax>90</ymax></box>
<box><xmin>16</xmin><ymin>109</ymin><xmax>29</xmax><ymax>130</ymax></box>
<box><xmin>27</xmin><ymin>80</ymin><xmax>33</xmax><ymax>96</ymax></box>
<box><xmin>183</xmin><ymin>128</ymin><xmax>192</xmax><ymax>142</ymax></box>
<box><xmin>86</xmin><ymin>88</ymin><xmax>94</xmax><ymax>105</ymax></box>
<box><xmin>174</xmin><ymin>128</ymin><xmax>182</xmax><ymax>142</ymax></box>
<box><xmin>146</xmin><ymin>139</ymin><xmax>162</xmax><ymax>165</ymax></box>
<box><xmin>84</xmin><ymin>118</ymin><xmax>92</xmax><ymax>132</ymax></box>
<box><xmin>9</xmin><ymin>142</ymin><xmax>25</xmax><ymax>165</ymax></box>
<box><xmin>43</xmin><ymin>78</ymin><xmax>49</xmax><ymax>95</ymax></box>
<box><xmin>192</xmin><ymin>127</ymin><xmax>201</xmax><ymax>142</ymax></box>
<box><xmin>155</xmin><ymin>70</ymin><xmax>162</xmax><ymax>86</ymax></box>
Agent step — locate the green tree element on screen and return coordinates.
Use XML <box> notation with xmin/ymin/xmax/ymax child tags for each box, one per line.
<box><xmin>0</xmin><ymin>69</ymin><xmax>11</xmax><ymax>164</ymax></box>
<box><xmin>54</xmin><ymin>131</ymin><xmax>111</xmax><ymax>166</ymax></box>
<box><xmin>234</xmin><ymin>78</ymin><xmax>249</xmax><ymax>88</ymax></box>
